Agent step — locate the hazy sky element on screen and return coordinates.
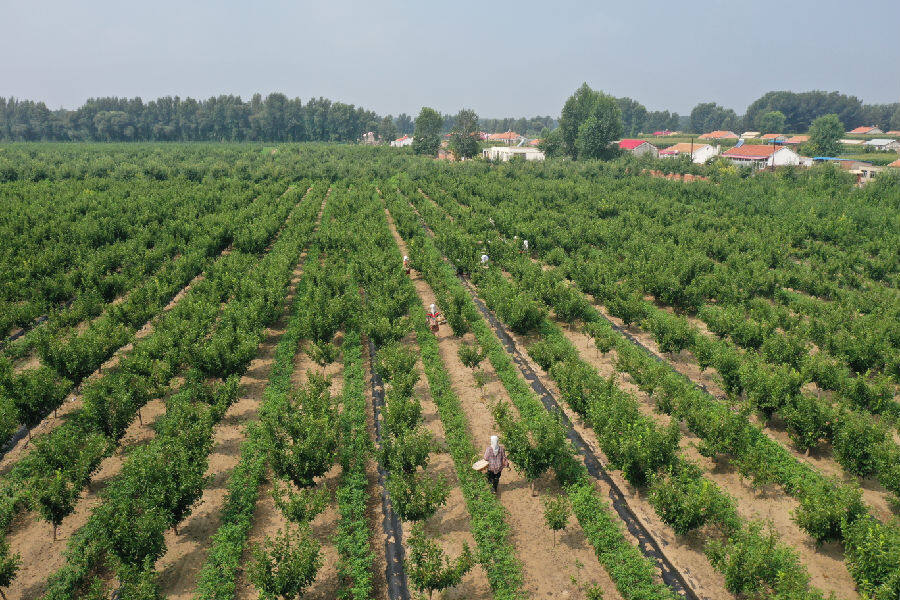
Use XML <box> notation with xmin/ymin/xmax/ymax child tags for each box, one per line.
<box><xmin>3</xmin><ymin>0</ymin><xmax>898</xmax><ymax>118</ymax></box>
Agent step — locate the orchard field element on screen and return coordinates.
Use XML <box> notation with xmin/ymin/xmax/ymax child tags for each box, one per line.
<box><xmin>0</xmin><ymin>143</ymin><xmax>898</xmax><ymax>600</ymax></box>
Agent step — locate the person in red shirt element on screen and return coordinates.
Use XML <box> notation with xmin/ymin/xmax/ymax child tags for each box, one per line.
<box><xmin>483</xmin><ymin>435</ymin><xmax>509</xmax><ymax>494</ymax></box>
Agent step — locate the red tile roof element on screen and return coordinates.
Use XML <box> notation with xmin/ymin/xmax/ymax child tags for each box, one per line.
<box><xmin>619</xmin><ymin>139</ymin><xmax>650</xmax><ymax>150</ymax></box>
<box><xmin>785</xmin><ymin>135</ymin><xmax>809</xmax><ymax>144</ymax></box>
<box><xmin>849</xmin><ymin>126</ymin><xmax>877</xmax><ymax>134</ymax></box>
<box><xmin>760</xmin><ymin>133</ymin><xmax>783</xmax><ymax>140</ymax></box>
<box><xmin>722</xmin><ymin>144</ymin><xmax>778</xmax><ymax>159</ymax></box>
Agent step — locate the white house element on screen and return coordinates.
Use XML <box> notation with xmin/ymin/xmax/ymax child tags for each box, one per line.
<box><xmin>618</xmin><ymin>139</ymin><xmax>659</xmax><ymax>157</ymax></box>
<box><xmin>390</xmin><ymin>135</ymin><xmax>414</xmax><ymax>148</ymax></box>
<box><xmin>482</xmin><ymin>146</ymin><xmax>545</xmax><ymax>162</ymax></box>
<box><xmin>848</xmin><ymin>126</ymin><xmax>883</xmax><ymax>135</ymax></box>
<box><xmin>863</xmin><ymin>138</ymin><xmax>900</xmax><ymax>151</ymax></box>
<box><xmin>659</xmin><ymin>142</ymin><xmax>719</xmax><ymax>164</ymax></box>
<box><xmin>721</xmin><ymin>144</ymin><xmax>800</xmax><ymax>168</ymax></box>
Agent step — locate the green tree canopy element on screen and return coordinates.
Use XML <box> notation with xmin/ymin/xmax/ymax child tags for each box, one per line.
<box><xmin>805</xmin><ymin>114</ymin><xmax>845</xmax><ymax>157</ymax></box>
<box><xmin>412</xmin><ymin>107</ymin><xmax>443</xmax><ymax>156</ymax></box>
<box><xmin>449</xmin><ymin>108</ymin><xmax>480</xmax><ymax>159</ymax></box>
<box><xmin>759</xmin><ymin>110</ymin><xmax>787</xmax><ymax>133</ymax></box>
<box><xmin>378</xmin><ymin>114</ymin><xmax>398</xmax><ymax>143</ymax></box>
<box><xmin>559</xmin><ymin>83</ymin><xmax>623</xmax><ymax>160</ymax></box>
<box><xmin>690</xmin><ymin>102</ymin><xmax>740</xmax><ymax>134</ymax></box>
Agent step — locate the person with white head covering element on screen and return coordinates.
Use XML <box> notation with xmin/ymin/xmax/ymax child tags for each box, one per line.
<box><xmin>522</xmin><ymin>239</ymin><xmax>529</xmax><ymax>252</ymax></box>
<box><xmin>481</xmin><ymin>254</ymin><xmax>489</xmax><ymax>265</ymax></box>
<box><xmin>403</xmin><ymin>254</ymin><xmax>410</xmax><ymax>273</ymax></box>
<box><xmin>483</xmin><ymin>435</ymin><xmax>509</xmax><ymax>494</ymax></box>
<box><xmin>427</xmin><ymin>303</ymin><xmax>441</xmax><ymax>332</ymax></box>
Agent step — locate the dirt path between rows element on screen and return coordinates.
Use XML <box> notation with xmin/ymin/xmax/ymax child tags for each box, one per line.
<box><xmin>156</xmin><ymin>241</ymin><xmax>320</xmax><ymax>598</ymax></box>
<box><xmin>234</xmin><ymin>335</ymin><xmax>345</xmax><ymax>600</ymax></box>
<box><xmin>543</xmin><ymin>310</ymin><xmax>857</xmax><ymax>599</ymax></box>
<box><xmin>391</xmin><ymin>327</ymin><xmax>493</xmax><ymax>599</ymax></box>
<box><xmin>0</xmin><ymin>247</ymin><xmax>225</xmax><ymax>478</ymax></box>
<box><xmin>7</xmin><ymin>393</ymin><xmax>170</xmax><ymax>600</ymax></box>
<box><xmin>582</xmin><ymin>291</ymin><xmax>898</xmax><ymax>523</ymax></box>
<box><xmin>386</xmin><ymin>208</ymin><xmax>624</xmax><ymax>600</ymax></box>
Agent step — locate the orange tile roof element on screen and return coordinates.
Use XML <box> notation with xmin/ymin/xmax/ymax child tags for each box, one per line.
<box><xmin>722</xmin><ymin>144</ymin><xmax>778</xmax><ymax>159</ymax></box>
<box><xmin>660</xmin><ymin>142</ymin><xmax>709</xmax><ymax>154</ymax></box>
<box><xmin>760</xmin><ymin>133</ymin><xmax>783</xmax><ymax>140</ymax></box>
<box><xmin>785</xmin><ymin>135</ymin><xmax>809</xmax><ymax>144</ymax></box>
<box><xmin>699</xmin><ymin>130</ymin><xmax>738</xmax><ymax>139</ymax></box>
<box><xmin>849</xmin><ymin>126</ymin><xmax>877</xmax><ymax>134</ymax></box>
<box><xmin>488</xmin><ymin>131</ymin><xmax>520</xmax><ymax>140</ymax></box>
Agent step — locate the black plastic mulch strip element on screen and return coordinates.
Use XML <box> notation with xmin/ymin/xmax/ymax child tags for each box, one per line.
<box><xmin>366</xmin><ymin>337</ymin><xmax>412</xmax><ymax>600</ymax></box>
<box><xmin>462</xmin><ymin>280</ymin><xmax>700</xmax><ymax>600</ymax></box>
<box><xmin>0</xmin><ymin>425</ymin><xmax>28</xmax><ymax>461</ymax></box>
<box><xmin>407</xmin><ymin>209</ymin><xmax>700</xmax><ymax>599</ymax></box>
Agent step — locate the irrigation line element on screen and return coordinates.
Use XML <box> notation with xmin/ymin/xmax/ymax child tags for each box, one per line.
<box><xmin>366</xmin><ymin>337</ymin><xmax>412</xmax><ymax>600</ymax></box>
<box><xmin>463</xmin><ymin>278</ymin><xmax>701</xmax><ymax>600</ymax></box>
<box><xmin>407</xmin><ymin>205</ymin><xmax>701</xmax><ymax>600</ymax></box>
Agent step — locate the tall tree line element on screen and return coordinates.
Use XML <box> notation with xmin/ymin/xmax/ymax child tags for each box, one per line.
<box><xmin>0</xmin><ymin>94</ymin><xmax>382</xmax><ymax>142</ymax></box>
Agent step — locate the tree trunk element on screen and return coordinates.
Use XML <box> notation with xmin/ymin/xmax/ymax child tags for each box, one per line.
<box><xmin>173</xmin><ymin>523</ymin><xmax>179</xmax><ymax>536</ymax></box>
<box><xmin>137</xmin><ymin>410</ymin><xmax>142</xmax><ymax>426</ymax></box>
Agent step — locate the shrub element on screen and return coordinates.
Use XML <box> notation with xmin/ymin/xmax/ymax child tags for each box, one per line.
<box><xmin>407</xmin><ymin>523</ymin><xmax>473</xmax><ymax>600</ymax></box>
<box><xmin>248</xmin><ymin>525</ymin><xmax>322</xmax><ymax>600</ymax></box>
<box><xmin>272</xmin><ymin>482</ymin><xmax>328</xmax><ymax>524</ymax></box>
<box><xmin>542</xmin><ymin>494</ymin><xmax>571</xmax><ymax>545</ymax></box>
<box><xmin>385</xmin><ymin>469</ymin><xmax>448</xmax><ymax>522</ymax></box>
<box><xmin>457</xmin><ymin>342</ymin><xmax>485</xmax><ymax>370</ymax></box>
<box><xmin>832</xmin><ymin>409</ymin><xmax>886</xmax><ymax>477</ymax></box>
<box><xmin>705</xmin><ymin>521</ymin><xmax>813</xmax><ymax>598</ymax></box>
<box><xmin>648</xmin><ymin>466</ymin><xmax>738</xmax><ymax>536</ymax></box>
<box><xmin>794</xmin><ymin>479</ymin><xmax>865</xmax><ymax>545</ymax></box>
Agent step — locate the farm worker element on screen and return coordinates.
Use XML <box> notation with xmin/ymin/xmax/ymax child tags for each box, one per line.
<box><xmin>481</xmin><ymin>254</ymin><xmax>489</xmax><ymax>265</ymax></box>
<box><xmin>483</xmin><ymin>435</ymin><xmax>509</xmax><ymax>494</ymax></box>
<box><xmin>403</xmin><ymin>255</ymin><xmax>410</xmax><ymax>274</ymax></box>
<box><xmin>522</xmin><ymin>239</ymin><xmax>529</xmax><ymax>252</ymax></box>
<box><xmin>427</xmin><ymin>303</ymin><xmax>441</xmax><ymax>331</ymax></box>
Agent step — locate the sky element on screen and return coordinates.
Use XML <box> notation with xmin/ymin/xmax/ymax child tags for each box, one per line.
<box><xmin>2</xmin><ymin>0</ymin><xmax>899</xmax><ymax>118</ymax></box>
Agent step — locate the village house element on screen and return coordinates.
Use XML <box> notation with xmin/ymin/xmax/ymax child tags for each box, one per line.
<box><xmin>840</xmin><ymin>139</ymin><xmax>864</xmax><ymax>146</ymax></box>
<box><xmin>760</xmin><ymin>133</ymin><xmax>786</xmax><ymax>142</ymax></box>
<box><xmin>699</xmin><ymin>130</ymin><xmax>739</xmax><ymax>140</ymax></box>
<box><xmin>486</xmin><ymin>131</ymin><xmax>523</xmax><ymax>145</ymax></box>
<box><xmin>659</xmin><ymin>142</ymin><xmax>719</xmax><ymax>164</ymax></box>
<box><xmin>482</xmin><ymin>146</ymin><xmax>545</xmax><ymax>162</ymax></box>
<box><xmin>886</xmin><ymin>131</ymin><xmax>900</xmax><ymax>137</ymax></box>
<box><xmin>721</xmin><ymin>144</ymin><xmax>800</xmax><ymax>168</ymax></box>
<box><xmin>741</xmin><ymin>131</ymin><xmax>761</xmax><ymax>139</ymax></box>
<box><xmin>390</xmin><ymin>135</ymin><xmax>413</xmax><ymax>148</ymax></box>
<box><xmin>785</xmin><ymin>135</ymin><xmax>809</xmax><ymax>146</ymax></box>
<box><xmin>618</xmin><ymin>139</ymin><xmax>658</xmax><ymax>158</ymax></box>
<box><xmin>848</xmin><ymin>126</ymin><xmax>883</xmax><ymax>135</ymax></box>
<box><xmin>863</xmin><ymin>138</ymin><xmax>900</xmax><ymax>151</ymax></box>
